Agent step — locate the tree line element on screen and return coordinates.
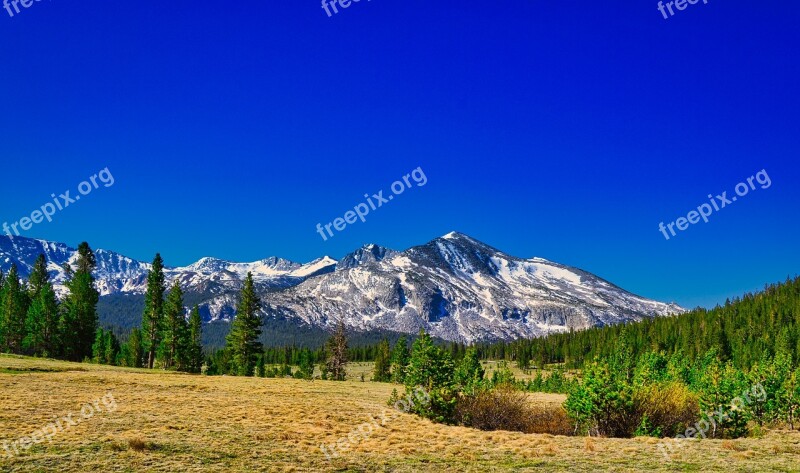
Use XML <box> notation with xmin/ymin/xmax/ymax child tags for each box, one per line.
<box><xmin>0</xmin><ymin>247</ymin><xmax>360</xmax><ymax>379</ymax></box>
<box><xmin>479</xmin><ymin>276</ymin><xmax>800</xmax><ymax>371</ymax></box>
<box><xmin>0</xmin><ymin>244</ymin><xmax>99</xmax><ymax>361</ymax></box>
<box><xmin>557</xmin><ymin>277</ymin><xmax>800</xmax><ymax>437</ymax></box>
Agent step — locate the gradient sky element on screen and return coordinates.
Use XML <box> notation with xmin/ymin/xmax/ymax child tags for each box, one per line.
<box><xmin>0</xmin><ymin>1</ymin><xmax>798</xmax><ymax>309</ymax></box>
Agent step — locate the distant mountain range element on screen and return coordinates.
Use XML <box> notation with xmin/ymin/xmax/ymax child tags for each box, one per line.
<box><xmin>0</xmin><ymin>233</ymin><xmax>684</xmax><ymax>343</ymax></box>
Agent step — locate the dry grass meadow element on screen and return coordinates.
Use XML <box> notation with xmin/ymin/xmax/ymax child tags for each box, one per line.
<box><xmin>2</xmin><ymin>355</ymin><xmax>800</xmax><ymax>472</ymax></box>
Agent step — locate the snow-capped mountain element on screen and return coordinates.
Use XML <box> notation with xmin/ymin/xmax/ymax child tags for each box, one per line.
<box><xmin>0</xmin><ymin>236</ymin><xmax>151</xmax><ymax>297</ymax></box>
<box><xmin>0</xmin><ymin>236</ymin><xmax>336</xmax><ymax>301</ymax></box>
<box><xmin>261</xmin><ymin>232</ymin><xmax>684</xmax><ymax>343</ymax></box>
<box><xmin>0</xmin><ymin>233</ymin><xmax>683</xmax><ymax>343</ymax></box>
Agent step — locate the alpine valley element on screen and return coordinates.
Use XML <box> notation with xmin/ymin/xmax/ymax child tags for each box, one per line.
<box><xmin>0</xmin><ymin>233</ymin><xmax>684</xmax><ymax>345</ymax></box>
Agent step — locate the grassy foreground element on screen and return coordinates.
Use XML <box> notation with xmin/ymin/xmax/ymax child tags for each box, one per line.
<box><xmin>1</xmin><ymin>355</ymin><xmax>799</xmax><ymax>472</ymax></box>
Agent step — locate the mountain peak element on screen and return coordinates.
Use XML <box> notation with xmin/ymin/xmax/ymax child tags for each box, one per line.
<box><xmin>437</xmin><ymin>231</ymin><xmax>486</xmax><ymax>246</ymax></box>
<box><xmin>442</xmin><ymin>231</ymin><xmax>465</xmax><ymax>239</ymax></box>
<box><xmin>257</xmin><ymin>256</ymin><xmax>301</xmax><ymax>270</ymax></box>
<box><xmin>337</xmin><ymin>244</ymin><xmax>398</xmax><ymax>270</ymax></box>
<box><xmin>186</xmin><ymin>257</ymin><xmax>232</xmax><ymax>273</ymax></box>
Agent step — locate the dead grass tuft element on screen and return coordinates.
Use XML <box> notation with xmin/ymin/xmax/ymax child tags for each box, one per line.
<box><xmin>454</xmin><ymin>385</ymin><xmax>573</xmax><ymax>435</ymax></box>
<box><xmin>128</xmin><ymin>438</ymin><xmax>147</xmax><ymax>452</ymax></box>
<box><xmin>722</xmin><ymin>440</ymin><xmax>745</xmax><ymax>452</ymax></box>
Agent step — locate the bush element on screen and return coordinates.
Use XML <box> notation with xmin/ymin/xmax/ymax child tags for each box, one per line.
<box><xmin>455</xmin><ymin>384</ymin><xmax>572</xmax><ymax>435</ymax></box>
<box><xmin>565</xmin><ymin>359</ymin><xmax>701</xmax><ymax>438</ymax></box>
<box><xmin>564</xmin><ymin>361</ymin><xmax>638</xmax><ymax>437</ymax></box>
<box><xmin>633</xmin><ymin>382</ymin><xmax>700</xmax><ymax>437</ymax></box>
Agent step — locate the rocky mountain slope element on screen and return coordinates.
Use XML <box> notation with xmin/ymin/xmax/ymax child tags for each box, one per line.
<box><xmin>0</xmin><ymin>233</ymin><xmax>683</xmax><ymax>343</ymax></box>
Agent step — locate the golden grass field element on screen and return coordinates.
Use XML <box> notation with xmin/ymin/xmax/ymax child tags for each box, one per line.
<box><xmin>2</xmin><ymin>355</ymin><xmax>800</xmax><ymax>472</ymax></box>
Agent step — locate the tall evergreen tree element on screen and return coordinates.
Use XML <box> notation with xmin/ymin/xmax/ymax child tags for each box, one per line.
<box><xmin>122</xmin><ymin>328</ymin><xmax>144</xmax><ymax>368</ymax></box>
<box><xmin>92</xmin><ymin>328</ymin><xmax>106</xmax><ymax>363</ymax></box>
<box><xmin>0</xmin><ymin>265</ymin><xmax>29</xmax><ymax>354</ymax></box>
<box><xmin>454</xmin><ymin>347</ymin><xmax>485</xmax><ymax>394</ymax></box>
<box><xmin>187</xmin><ymin>305</ymin><xmax>204</xmax><ymax>373</ymax></box>
<box><xmin>390</xmin><ymin>335</ymin><xmax>410</xmax><ymax>383</ymax></box>
<box><xmin>27</xmin><ymin>254</ymin><xmax>49</xmax><ymax>299</ymax></box>
<box><xmin>103</xmin><ymin>330</ymin><xmax>119</xmax><ymax>365</ymax></box>
<box><xmin>0</xmin><ymin>268</ymin><xmax>4</xmax><ymax>348</ymax></box>
<box><xmin>372</xmin><ymin>338</ymin><xmax>392</xmax><ymax>382</ymax></box>
<box><xmin>159</xmin><ymin>280</ymin><xmax>187</xmax><ymax>370</ymax></box>
<box><xmin>255</xmin><ymin>354</ymin><xmax>266</xmax><ymax>377</ymax></box>
<box><xmin>225</xmin><ymin>272</ymin><xmax>263</xmax><ymax>376</ymax></box>
<box><xmin>23</xmin><ymin>281</ymin><xmax>59</xmax><ymax>356</ymax></box>
<box><xmin>141</xmin><ymin>253</ymin><xmax>166</xmax><ymax>369</ymax></box>
<box><xmin>60</xmin><ymin>243</ymin><xmax>99</xmax><ymax>361</ymax></box>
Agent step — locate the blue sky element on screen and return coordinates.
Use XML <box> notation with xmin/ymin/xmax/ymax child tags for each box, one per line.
<box><xmin>0</xmin><ymin>1</ymin><xmax>798</xmax><ymax>309</ymax></box>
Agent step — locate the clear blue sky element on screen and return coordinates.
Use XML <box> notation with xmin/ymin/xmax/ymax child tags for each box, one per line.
<box><xmin>0</xmin><ymin>1</ymin><xmax>798</xmax><ymax>309</ymax></box>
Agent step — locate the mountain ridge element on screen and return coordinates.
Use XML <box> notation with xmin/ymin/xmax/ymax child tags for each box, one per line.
<box><xmin>0</xmin><ymin>233</ymin><xmax>684</xmax><ymax>343</ymax></box>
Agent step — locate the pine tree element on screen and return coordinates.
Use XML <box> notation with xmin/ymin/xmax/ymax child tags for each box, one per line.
<box><xmin>564</xmin><ymin>360</ymin><xmax>620</xmax><ymax>436</ymax></box>
<box><xmin>159</xmin><ymin>280</ymin><xmax>187</xmax><ymax>370</ymax></box>
<box><xmin>390</xmin><ymin>335</ymin><xmax>410</xmax><ymax>383</ymax></box>
<box><xmin>142</xmin><ymin>254</ymin><xmax>166</xmax><ymax>369</ymax></box>
<box><xmin>255</xmin><ymin>354</ymin><xmax>266</xmax><ymax>377</ymax></box>
<box><xmin>372</xmin><ymin>338</ymin><xmax>391</xmax><ymax>382</ymax></box>
<box><xmin>406</xmin><ymin>329</ymin><xmax>454</xmax><ymax>391</ymax></box>
<box><xmin>454</xmin><ymin>347</ymin><xmax>485</xmax><ymax>394</ymax></box>
<box><xmin>103</xmin><ymin>330</ymin><xmax>119</xmax><ymax>365</ymax></box>
<box><xmin>23</xmin><ymin>281</ymin><xmax>59</xmax><ymax>356</ymax></box>
<box><xmin>780</xmin><ymin>367</ymin><xmax>800</xmax><ymax>430</ymax></box>
<box><xmin>60</xmin><ymin>243</ymin><xmax>99</xmax><ymax>361</ymax></box>
<box><xmin>27</xmin><ymin>254</ymin><xmax>49</xmax><ymax>299</ymax></box>
<box><xmin>324</xmin><ymin>321</ymin><xmax>349</xmax><ymax>381</ymax></box>
<box><xmin>1</xmin><ymin>265</ymin><xmax>29</xmax><ymax>354</ymax></box>
<box><xmin>404</xmin><ymin>329</ymin><xmax>456</xmax><ymax>422</ymax></box>
<box><xmin>187</xmin><ymin>305</ymin><xmax>204</xmax><ymax>373</ymax></box>
<box><xmin>297</xmin><ymin>349</ymin><xmax>314</xmax><ymax>380</ymax></box>
<box><xmin>0</xmin><ymin>269</ymin><xmax>4</xmax><ymax>343</ymax></box>
<box><xmin>517</xmin><ymin>349</ymin><xmax>532</xmax><ymax>371</ymax></box>
<box><xmin>720</xmin><ymin>362</ymin><xmax>750</xmax><ymax>438</ymax></box>
<box><xmin>92</xmin><ymin>328</ymin><xmax>105</xmax><ymax>363</ymax></box>
<box><xmin>225</xmin><ymin>272</ymin><xmax>263</xmax><ymax>376</ymax></box>
<box><xmin>22</xmin><ymin>256</ymin><xmax>57</xmax><ymax>356</ymax></box>
<box><xmin>123</xmin><ymin>328</ymin><xmax>144</xmax><ymax>368</ymax></box>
